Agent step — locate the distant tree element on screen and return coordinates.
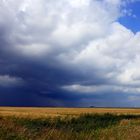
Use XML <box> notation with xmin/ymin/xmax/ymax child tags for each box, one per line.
<box><xmin>89</xmin><ymin>106</ymin><xmax>95</xmax><ymax>108</ymax></box>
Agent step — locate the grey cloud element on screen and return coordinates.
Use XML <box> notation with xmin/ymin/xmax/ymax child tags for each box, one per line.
<box><xmin>0</xmin><ymin>75</ymin><xmax>23</xmax><ymax>87</ymax></box>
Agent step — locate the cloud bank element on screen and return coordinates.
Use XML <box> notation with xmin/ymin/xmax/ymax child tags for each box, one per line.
<box><xmin>0</xmin><ymin>0</ymin><xmax>140</xmax><ymax>107</ymax></box>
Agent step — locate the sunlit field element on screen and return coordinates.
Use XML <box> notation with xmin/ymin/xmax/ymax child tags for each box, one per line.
<box><xmin>0</xmin><ymin>107</ymin><xmax>140</xmax><ymax>118</ymax></box>
<box><xmin>0</xmin><ymin>107</ymin><xmax>140</xmax><ymax>140</ymax></box>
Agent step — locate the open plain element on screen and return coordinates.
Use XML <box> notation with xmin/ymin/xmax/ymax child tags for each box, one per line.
<box><xmin>0</xmin><ymin>107</ymin><xmax>140</xmax><ymax>118</ymax></box>
<box><xmin>0</xmin><ymin>107</ymin><xmax>140</xmax><ymax>140</ymax></box>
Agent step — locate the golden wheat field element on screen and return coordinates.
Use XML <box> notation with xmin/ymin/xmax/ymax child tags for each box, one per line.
<box><xmin>0</xmin><ymin>107</ymin><xmax>140</xmax><ymax>118</ymax></box>
<box><xmin>0</xmin><ymin>107</ymin><xmax>140</xmax><ymax>139</ymax></box>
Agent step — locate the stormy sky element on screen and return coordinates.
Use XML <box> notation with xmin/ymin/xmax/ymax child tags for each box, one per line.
<box><xmin>0</xmin><ymin>0</ymin><xmax>140</xmax><ymax>107</ymax></box>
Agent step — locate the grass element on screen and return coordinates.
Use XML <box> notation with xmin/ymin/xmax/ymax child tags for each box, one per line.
<box><xmin>0</xmin><ymin>113</ymin><xmax>140</xmax><ymax>140</ymax></box>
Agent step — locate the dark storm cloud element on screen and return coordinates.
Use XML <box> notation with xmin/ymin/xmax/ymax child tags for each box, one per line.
<box><xmin>0</xmin><ymin>0</ymin><xmax>140</xmax><ymax>107</ymax></box>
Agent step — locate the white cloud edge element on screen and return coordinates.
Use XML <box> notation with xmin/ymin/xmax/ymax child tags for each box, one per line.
<box><xmin>62</xmin><ymin>84</ymin><xmax>140</xmax><ymax>94</ymax></box>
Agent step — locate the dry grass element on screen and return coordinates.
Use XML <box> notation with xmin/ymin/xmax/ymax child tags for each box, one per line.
<box><xmin>0</xmin><ymin>107</ymin><xmax>140</xmax><ymax>118</ymax></box>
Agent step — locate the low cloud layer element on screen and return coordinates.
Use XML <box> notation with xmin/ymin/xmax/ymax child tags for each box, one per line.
<box><xmin>0</xmin><ymin>75</ymin><xmax>23</xmax><ymax>87</ymax></box>
<box><xmin>0</xmin><ymin>0</ymin><xmax>140</xmax><ymax>107</ymax></box>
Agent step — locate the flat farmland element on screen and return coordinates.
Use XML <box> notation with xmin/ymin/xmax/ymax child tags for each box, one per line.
<box><xmin>0</xmin><ymin>107</ymin><xmax>140</xmax><ymax>118</ymax></box>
